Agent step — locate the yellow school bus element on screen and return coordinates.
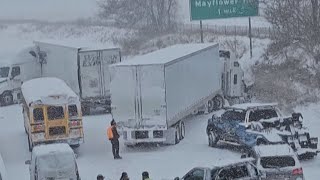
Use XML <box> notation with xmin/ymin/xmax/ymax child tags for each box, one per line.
<box><xmin>21</xmin><ymin>77</ymin><xmax>84</xmax><ymax>151</ymax></box>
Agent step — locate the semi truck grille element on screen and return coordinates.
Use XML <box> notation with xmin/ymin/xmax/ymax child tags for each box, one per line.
<box><xmin>49</xmin><ymin>126</ymin><xmax>66</xmax><ymax>136</ymax></box>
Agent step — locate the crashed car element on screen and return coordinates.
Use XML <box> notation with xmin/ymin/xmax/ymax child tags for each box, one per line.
<box><xmin>207</xmin><ymin>103</ymin><xmax>319</xmax><ymax>159</ymax></box>
<box><xmin>174</xmin><ymin>158</ymin><xmax>265</xmax><ymax>180</ymax></box>
<box><xmin>243</xmin><ymin>144</ymin><xmax>305</xmax><ymax>180</ymax></box>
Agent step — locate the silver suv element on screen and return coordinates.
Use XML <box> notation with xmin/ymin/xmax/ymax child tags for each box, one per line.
<box><xmin>248</xmin><ymin>144</ymin><xmax>304</xmax><ymax>180</ymax></box>
<box><xmin>175</xmin><ymin>158</ymin><xmax>265</xmax><ymax>180</ymax></box>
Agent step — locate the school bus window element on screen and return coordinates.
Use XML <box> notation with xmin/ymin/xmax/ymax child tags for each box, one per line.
<box><xmin>47</xmin><ymin>106</ymin><xmax>64</xmax><ymax>120</ymax></box>
<box><xmin>68</xmin><ymin>105</ymin><xmax>78</xmax><ymax>117</ymax></box>
<box><xmin>33</xmin><ymin>108</ymin><xmax>44</xmax><ymax>122</ymax></box>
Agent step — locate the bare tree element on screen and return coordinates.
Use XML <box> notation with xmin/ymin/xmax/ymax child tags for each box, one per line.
<box><xmin>263</xmin><ymin>0</ymin><xmax>320</xmax><ymax>64</ymax></box>
<box><xmin>98</xmin><ymin>0</ymin><xmax>178</xmax><ymax>33</ymax></box>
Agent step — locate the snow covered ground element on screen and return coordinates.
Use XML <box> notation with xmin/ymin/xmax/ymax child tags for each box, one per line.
<box><xmin>0</xmin><ymin>104</ymin><xmax>319</xmax><ymax>179</ymax></box>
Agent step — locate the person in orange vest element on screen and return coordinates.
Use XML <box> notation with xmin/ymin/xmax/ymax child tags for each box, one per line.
<box><xmin>107</xmin><ymin>119</ymin><xmax>122</xmax><ymax>159</ymax></box>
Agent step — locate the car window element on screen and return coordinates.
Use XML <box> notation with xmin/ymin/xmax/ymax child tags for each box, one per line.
<box><xmin>260</xmin><ymin>156</ymin><xmax>295</xmax><ymax>168</ymax></box>
<box><xmin>68</xmin><ymin>105</ymin><xmax>78</xmax><ymax>117</ymax></box>
<box><xmin>249</xmin><ymin>109</ymin><xmax>278</xmax><ymax>122</ymax></box>
<box><xmin>47</xmin><ymin>106</ymin><xmax>64</xmax><ymax>120</ymax></box>
<box><xmin>33</xmin><ymin>108</ymin><xmax>44</xmax><ymax>122</ymax></box>
<box><xmin>184</xmin><ymin>169</ymin><xmax>205</xmax><ymax>180</ymax></box>
<box><xmin>216</xmin><ymin>165</ymin><xmax>249</xmax><ymax>180</ymax></box>
<box><xmin>221</xmin><ymin>110</ymin><xmax>246</xmax><ymax>122</ymax></box>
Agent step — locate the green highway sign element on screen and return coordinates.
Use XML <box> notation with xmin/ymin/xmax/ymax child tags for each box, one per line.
<box><xmin>189</xmin><ymin>0</ymin><xmax>259</xmax><ymax>20</ymax></box>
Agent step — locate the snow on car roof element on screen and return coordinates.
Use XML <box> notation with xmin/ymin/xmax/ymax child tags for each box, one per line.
<box><xmin>253</xmin><ymin>144</ymin><xmax>296</xmax><ymax>157</ymax></box>
<box><xmin>230</xmin><ymin>103</ymin><xmax>278</xmax><ymax>110</ymax></box>
<box><xmin>32</xmin><ymin>143</ymin><xmax>74</xmax><ymax>157</ymax></box>
<box><xmin>112</xmin><ymin>43</ymin><xmax>218</xmax><ymax>66</ymax></box>
<box><xmin>21</xmin><ymin>77</ymin><xmax>79</xmax><ymax>105</ymax></box>
<box><xmin>211</xmin><ymin>157</ymin><xmax>255</xmax><ymax>168</ymax></box>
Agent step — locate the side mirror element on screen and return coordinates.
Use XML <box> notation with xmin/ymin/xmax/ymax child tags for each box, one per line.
<box><xmin>174</xmin><ymin>177</ymin><xmax>180</xmax><ymax>180</ymax></box>
<box><xmin>25</xmin><ymin>160</ymin><xmax>31</xmax><ymax>165</ymax></box>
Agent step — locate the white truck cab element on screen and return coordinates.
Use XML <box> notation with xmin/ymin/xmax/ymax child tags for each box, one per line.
<box><xmin>0</xmin><ymin>48</ymin><xmax>40</xmax><ymax>106</ymax></box>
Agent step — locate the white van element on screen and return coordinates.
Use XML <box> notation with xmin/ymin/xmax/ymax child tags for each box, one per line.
<box><xmin>25</xmin><ymin>143</ymin><xmax>81</xmax><ymax>180</ymax></box>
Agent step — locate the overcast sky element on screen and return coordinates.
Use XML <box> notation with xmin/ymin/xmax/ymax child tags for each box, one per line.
<box><xmin>0</xmin><ymin>0</ymin><xmax>97</xmax><ymax>21</ymax></box>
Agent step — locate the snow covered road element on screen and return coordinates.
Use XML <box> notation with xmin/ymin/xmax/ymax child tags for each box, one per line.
<box><xmin>0</xmin><ymin>104</ymin><xmax>319</xmax><ymax>179</ymax></box>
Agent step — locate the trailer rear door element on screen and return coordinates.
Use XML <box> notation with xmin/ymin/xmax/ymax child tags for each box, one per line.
<box><xmin>138</xmin><ymin>65</ymin><xmax>167</xmax><ymax>128</ymax></box>
<box><xmin>78</xmin><ymin>49</ymin><xmax>120</xmax><ymax>98</ymax></box>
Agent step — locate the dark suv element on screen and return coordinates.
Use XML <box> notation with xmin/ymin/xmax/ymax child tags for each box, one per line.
<box><xmin>207</xmin><ymin>103</ymin><xmax>319</xmax><ymax>159</ymax></box>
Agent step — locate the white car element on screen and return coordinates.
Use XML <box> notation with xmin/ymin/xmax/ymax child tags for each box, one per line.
<box><xmin>249</xmin><ymin>144</ymin><xmax>304</xmax><ymax>180</ymax></box>
<box><xmin>25</xmin><ymin>143</ymin><xmax>81</xmax><ymax>180</ymax></box>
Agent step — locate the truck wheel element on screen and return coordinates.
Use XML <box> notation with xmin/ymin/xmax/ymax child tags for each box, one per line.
<box><xmin>81</xmin><ymin>105</ymin><xmax>90</xmax><ymax>116</ymax></box>
<box><xmin>179</xmin><ymin>121</ymin><xmax>185</xmax><ymax>140</ymax></box>
<box><xmin>208</xmin><ymin>131</ymin><xmax>219</xmax><ymax>147</ymax></box>
<box><xmin>207</xmin><ymin>100</ymin><xmax>214</xmax><ymax>113</ymax></box>
<box><xmin>256</xmin><ymin>138</ymin><xmax>267</xmax><ymax>146</ymax></box>
<box><xmin>175</xmin><ymin>125</ymin><xmax>180</xmax><ymax>144</ymax></box>
<box><xmin>27</xmin><ymin>135</ymin><xmax>33</xmax><ymax>152</ymax></box>
<box><xmin>213</xmin><ymin>95</ymin><xmax>224</xmax><ymax>110</ymax></box>
<box><xmin>1</xmin><ymin>92</ymin><xmax>13</xmax><ymax>106</ymax></box>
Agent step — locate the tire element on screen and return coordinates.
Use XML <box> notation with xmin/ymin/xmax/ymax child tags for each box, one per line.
<box><xmin>175</xmin><ymin>125</ymin><xmax>180</xmax><ymax>144</ymax></box>
<box><xmin>256</xmin><ymin>138</ymin><xmax>267</xmax><ymax>146</ymax></box>
<box><xmin>207</xmin><ymin>100</ymin><xmax>214</xmax><ymax>113</ymax></box>
<box><xmin>179</xmin><ymin>121</ymin><xmax>185</xmax><ymax>140</ymax></box>
<box><xmin>70</xmin><ymin>144</ymin><xmax>80</xmax><ymax>149</ymax></box>
<box><xmin>81</xmin><ymin>105</ymin><xmax>90</xmax><ymax>116</ymax></box>
<box><xmin>27</xmin><ymin>135</ymin><xmax>33</xmax><ymax>152</ymax></box>
<box><xmin>213</xmin><ymin>95</ymin><xmax>224</xmax><ymax>111</ymax></box>
<box><xmin>1</xmin><ymin>92</ymin><xmax>13</xmax><ymax>106</ymax></box>
<box><xmin>208</xmin><ymin>131</ymin><xmax>219</xmax><ymax>147</ymax></box>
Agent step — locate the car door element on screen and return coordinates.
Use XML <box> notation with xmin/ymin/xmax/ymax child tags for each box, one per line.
<box><xmin>215</xmin><ymin>164</ymin><xmax>253</xmax><ymax>180</ymax></box>
<box><xmin>182</xmin><ymin>168</ymin><xmax>206</xmax><ymax>180</ymax></box>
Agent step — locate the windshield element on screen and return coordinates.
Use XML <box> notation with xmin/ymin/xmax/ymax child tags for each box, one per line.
<box><xmin>0</xmin><ymin>67</ymin><xmax>9</xmax><ymax>78</ymax></box>
<box><xmin>260</xmin><ymin>156</ymin><xmax>295</xmax><ymax>168</ymax></box>
<box><xmin>221</xmin><ymin>110</ymin><xmax>246</xmax><ymax>122</ymax></box>
<box><xmin>37</xmin><ymin>154</ymin><xmax>76</xmax><ymax>179</ymax></box>
<box><xmin>249</xmin><ymin>109</ymin><xmax>278</xmax><ymax>122</ymax></box>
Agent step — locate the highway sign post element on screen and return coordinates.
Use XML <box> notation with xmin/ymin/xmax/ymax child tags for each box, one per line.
<box><xmin>189</xmin><ymin>0</ymin><xmax>258</xmax><ymax>58</ymax></box>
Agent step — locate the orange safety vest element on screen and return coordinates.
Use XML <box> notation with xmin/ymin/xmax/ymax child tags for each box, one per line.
<box><xmin>107</xmin><ymin>126</ymin><xmax>114</xmax><ymax>140</ymax></box>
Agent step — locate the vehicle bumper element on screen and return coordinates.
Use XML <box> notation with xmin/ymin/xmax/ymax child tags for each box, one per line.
<box><xmin>122</xmin><ymin>129</ymin><xmax>166</xmax><ymax>145</ymax></box>
<box><xmin>296</xmin><ymin>148</ymin><xmax>318</xmax><ymax>159</ymax></box>
<box><xmin>33</xmin><ymin>137</ymin><xmax>84</xmax><ymax>146</ymax></box>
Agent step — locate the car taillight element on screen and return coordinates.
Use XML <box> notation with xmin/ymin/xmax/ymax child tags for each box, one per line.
<box><xmin>70</xmin><ymin>120</ymin><xmax>81</xmax><ymax>127</ymax></box>
<box><xmin>292</xmin><ymin>167</ymin><xmax>303</xmax><ymax>175</ymax></box>
<box><xmin>34</xmin><ymin>124</ymin><xmax>44</xmax><ymax>132</ymax></box>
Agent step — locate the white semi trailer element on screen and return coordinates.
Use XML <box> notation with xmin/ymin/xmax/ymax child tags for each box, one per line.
<box><xmin>30</xmin><ymin>41</ymin><xmax>121</xmax><ymax>114</ymax></box>
<box><xmin>110</xmin><ymin>43</ymin><xmax>245</xmax><ymax>145</ymax></box>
